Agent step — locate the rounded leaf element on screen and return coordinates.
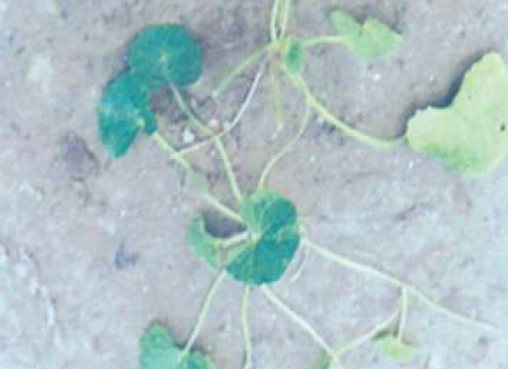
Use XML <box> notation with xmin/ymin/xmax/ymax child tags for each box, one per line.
<box><xmin>140</xmin><ymin>323</ymin><xmax>179</xmax><ymax>369</ymax></box>
<box><xmin>128</xmin><ymin>25</ymin><xmax>203</xmax><ymax>89</ymax></box>
<box><xmin>97</xmin><ymin>72</ymin><xmax>157</xmax><ymax>158</ymax></box>
<box><xmin>226</xmin><ymin>191</ymin><xmax>300</xmax><ymax>286</ymax></box>
<box><xmin>140</xmin><ymin>323</ymin><xmax>218</xmax><ymax>369</ymax></box>
<box><xmin>407</xmin><ymin>53</ymin><xmax>508</xmax><ymax>176</ymax></box>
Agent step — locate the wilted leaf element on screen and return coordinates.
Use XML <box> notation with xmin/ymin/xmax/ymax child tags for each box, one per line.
<box><xmin>407</xmin><ymin>53</ymin><xmax>508</xmax><ymax>176</ymax></box>
<box><xmin>226</xmin><ymin>190</ymin><xmax>300</xmax><ymax>285</ymax></box>
<box><xmin>128</xmin><ymin>25</ymin><xmax>203</xmax><ymax>89</ymax></box>
<box><xmin>97</xmin><ymin>72</ymin><xmax>157</xmax><ymax>158</ymax></box>
<box><xmin>330</xmin><ymin>9</ymin><xmax>402</xmax><ymax>60</ymax></box>
<box><xmin>376</xmin><ymin>334</ymin><xmax>416</xmax><ymax>361</ymax></box>
<box><xmin>140</xmin><ymin>323</ymin><xmax>217</xmax><ymax>369</ymax></box>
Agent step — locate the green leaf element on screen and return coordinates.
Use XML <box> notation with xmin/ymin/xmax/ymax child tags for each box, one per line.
<box><xmin>140</xmin><ymin>323</ymin><xmax>217</xmax><ymax>369</ymax></box>
<box><xmin>330</xmin><ymin>9</ymin><xmax>402</xmax><ymax>60</ymax></box>
<box><xmin>283</xmin><ymin>37</ymin><xmax>306</xmax><ymax>74</ymax></box>
<box><xmin>407</xmin><ymin>53</ymin><xmax>508</xmax><ymax>176</ymax></box>
<box><xmin>128</xmin><ymin>25</ymin><xmax>203</xmax><ymax>90</ymax></box>
<box><xmin>140</xmin><ymin>323</ymin><xmax>180</xmax><ymax>369</ymax></box>
<box><xmin>376</xmin><ymin>334</ymin><xmax>416</xmax><ymax>361</ymax></box>
<box><xmin>330</xmin><ymin>10</ymin><xmax>362</xmax><ymax>38</ymax></box>
<box><xmin>97</xmin><ymin>72</ymin><xmax>157</xmax><ymax>158</ymax></box>
<box><xmin>188</xmin><ymin>216</ymin><xmax>221</xmax><ymax>269</ymax></box>
<box><xmin>226</xmin><ymin>190</ymin><xmax>300</xmax><ymax>286</ymax></box>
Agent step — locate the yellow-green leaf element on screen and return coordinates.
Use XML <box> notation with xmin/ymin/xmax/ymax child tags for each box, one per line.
<box><xmin>376</xmin><ymin>334</ymin><xmax>416</xmax><ymax>361</ymax></box>
<box><xmin>329</xmin><ymin>9</ymin><xmax>402</xmax><ymax>60</ymax></box>
<box><xmin>407</xmin><ymin>53</ymin><xmax>508</xmax><ymax>176</ymax></box>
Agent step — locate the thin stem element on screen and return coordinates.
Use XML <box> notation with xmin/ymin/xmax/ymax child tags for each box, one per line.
<box><xmin>171</xmin><ymin>86</ymin><xmax>244</xmax><ymax>204</ymax></box>
<box><xmin>261</xmin><ymin>286</ymin><xmax>334</xmax><ymax>356</ymax></box>
<box><xmin>201</xmin><ymin>193</ymin><xmax>244</xmax><ymax>224</ymax></box>
<box><xmin>180</xmin><ymin>271</ymin><xmax>227</xmax><ymax>361</ymax></box>
<box><xmin>152</xmin><ymin>132</ymin><xmax>242</xmax><ymax>223</ymax></box>
<box><xmin>258</xmin><ymin>103</ymin><xmax>311</xmax><ymax>189</ymax></box>
<box><xmin>397</xmin><ymin>287</ymin><xmax>409</xmax><ymax>340</ymax></box>
<box><xmin>270</xmin><ymin>0</ymin><xmax>282</xmax><ymax>41</ymax></box>
<box><xmin>271</xmin><ymin>61</ymin><xmax>284</xmax><ymax>133</ymax></box>
<box><xmin>152</xmin><ymin>132</ymin><xmax>193</xmax><ymax>172</ymax></box>
<box><xmin>279</xmin><ymin>0</ymin><xmax>293</xmax><ymax>38</ymax></box>
<box><xmin>241</xmin><ymin>286</ymin><xmax>253</xmax><ymax>369</ymax></box>
<box><xmin>302</xmin><ymin>36</ymin><xmax>349</xmax><ymax>47</ymax></box>
<box><xmin>177</xmin><ymin>61</ymin><xmax>266</xmax><ymax>160</ymax></box>
<box><xmin>219</xmin><ymin>231</ymin><xmax>250</xmax><ymax>248</ymax></box>
<box><xmin>213</xmin><ymin>47</ymin><xmax>267</xmax><ymax>98</ymax></box>
<box><xmin>330</xmin><ymin>307</ymin><xmax>400</xmax><ymax>367</ymax></box>
<box><xmin>304</xmin><ymin>238</ymin><xmax>496</xmax><ymax>332</ymax></box>
<box><xmin>286</xmin><ymin>71</ymin><xmax>406</xmax><ymax>150</ymax></box>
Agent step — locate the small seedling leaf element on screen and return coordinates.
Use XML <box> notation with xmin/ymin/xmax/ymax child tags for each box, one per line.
<box><xmin>140</xmin><ymin>323</ymin><xmax>218</xmax><ymax>369</ymax></box>
<box><xmin>128</xmin><ymin>25</ymin><xmax>203</xmax><ymax>89</ymax></box>
<box><xmin>97</xmin><ymin>72</ymin><xmax>157</xmax><ymax>158</ymax></box>
<box><xmin>330</xmin><ymin>9</ymin><xmax>401</xmax><ymax>60</ymax></box>
<box><xmin>188</xmin><ymin>216</ymin><xmax>221</xmax><ymax>269</ymax></box>
<box><xmin>407</xmin><ymin>52</ymin><xmax>508</xmax><ymax>176</ymax></box>
<box><xmin>226</xmin><ymin>190</ymin><xmax>300</xmax><ymax>285</ymax></box>
<box><xmin>283</xmin><ymin>37</ymin><xmax>306</xmax><ymax>74</ymax></box>
<box><xmin>330</xmin><ymin>10</ymin><xmax>362</xmax><ymax>38</ymax></box>
<box><xmin>140</xmin><ymin>323</ymin><xmax>180</xmax><ymax>369</ymax></box>
<box><xmin>376</xmin><ymin>334</ymin><xmax>416</xmax><ymax>361</ymax></box>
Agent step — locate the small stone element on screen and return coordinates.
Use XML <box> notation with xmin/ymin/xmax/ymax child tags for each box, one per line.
<box><xmin>58</xmin><ymin>132</ymin><xmax>99</xmax><ymax>182</ymax></box>
<box><xmin>114</xmin><ymin>243</ymin><xmax>139</xmax><ymax>271</ymax></box>
<box><xmin>182</xmin><ymin>128</ymin><xmax>196</xmax><ymax>145</ymax></box>
<box><xmin>209</xmin><ymin>118</ymin><xmax>220</xmax><ymax>130</ymax></box>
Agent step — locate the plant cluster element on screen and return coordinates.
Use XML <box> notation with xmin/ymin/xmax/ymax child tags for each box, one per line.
<box><xmin>97</xmin><ymin>1</ymin><xmax>507</xmax><ymax>368</ymax></box>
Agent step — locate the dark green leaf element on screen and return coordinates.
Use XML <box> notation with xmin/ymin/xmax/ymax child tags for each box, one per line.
<box><xmin>330</xmin><ymin>9</ymin><xmax>401</xmax><ymax>60</ymax></box>
<box><xmin>97</xmin><ymin>72</ymin><xmax>157</xmax><ymax>158</ymax></box>
<box><xmin>188</xmin><ymin>216</ymin><xmax>221</xmax><ymax>269</ymax></box>
<box><xmin>128</xmin><ymin>25</ymin><xmax>203</xmax><ymax>89</ymax></box>
<box><xmin>140</xmin><ymin>323</ymin><xmax>217</xmax><ymax>369</ymax></box>
<box><xmin>226</xmin><ymin>190</ymin><xmax>300</xmax><ymax>286</ymax></box>
<box><xmin>283</xmin><ymin>37</ymin><xmax>306</xmax><ymax>74</ymax></box>
<box><xmin>376</xmin><ymin>334</ymin><xmax>416</xmax><ymax>361</ymax></box>
<box><xmin>407</xmin><ymin>53</ymin><xmax>508</xmax><ymax>176</ymax></box>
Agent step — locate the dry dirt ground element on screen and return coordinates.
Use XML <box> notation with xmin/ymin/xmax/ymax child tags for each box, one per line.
<box><xmin>1</xmin><ymin>1</ymin><xmax>508</xmax><ymax>369</ymax></box>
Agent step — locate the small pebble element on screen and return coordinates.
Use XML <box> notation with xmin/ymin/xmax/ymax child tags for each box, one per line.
<box><xmin>182</xmin><ymin>128</ymin><xmax>196</xmax><ymax>145</ymax></box>
<box><xmin>209</xmin><ymin>118</ymin><xmax>220</xmax><ymax>130</ymax></box>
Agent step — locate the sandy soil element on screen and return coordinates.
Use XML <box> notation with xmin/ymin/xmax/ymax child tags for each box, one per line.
<box><xmin>0</xmin><ymin>1</ymin><xmax>507</xmax><ymax>369</ymax></box>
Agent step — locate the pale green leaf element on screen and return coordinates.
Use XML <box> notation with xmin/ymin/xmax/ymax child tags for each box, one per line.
<box><xmin>140</xmin><ymin>323</ymin><xmax>218</xmax><ymax>369</ymax></box>
<box><xmin>376</xmin><ymin>334</ymin><xmax>416</xmax><ymax>361</ymax></box>
<box><xmin>407</xmin><ymin>52</ymin><xmax>508</xmax><ymax>176</ymax></box>
<box><xmin>188</xmin><ymin>216</ymin><xmax>221</xmax><ymax>269</ymax></box>
<box><xmin>226</xmin><ymin>190</ymin><xmax>300</xmax><ymax>286</ymax></box>
<box><xmin>330</xmin><ymin>9</ymin><xmax>402</xmax><ymax>60</ymax></box>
